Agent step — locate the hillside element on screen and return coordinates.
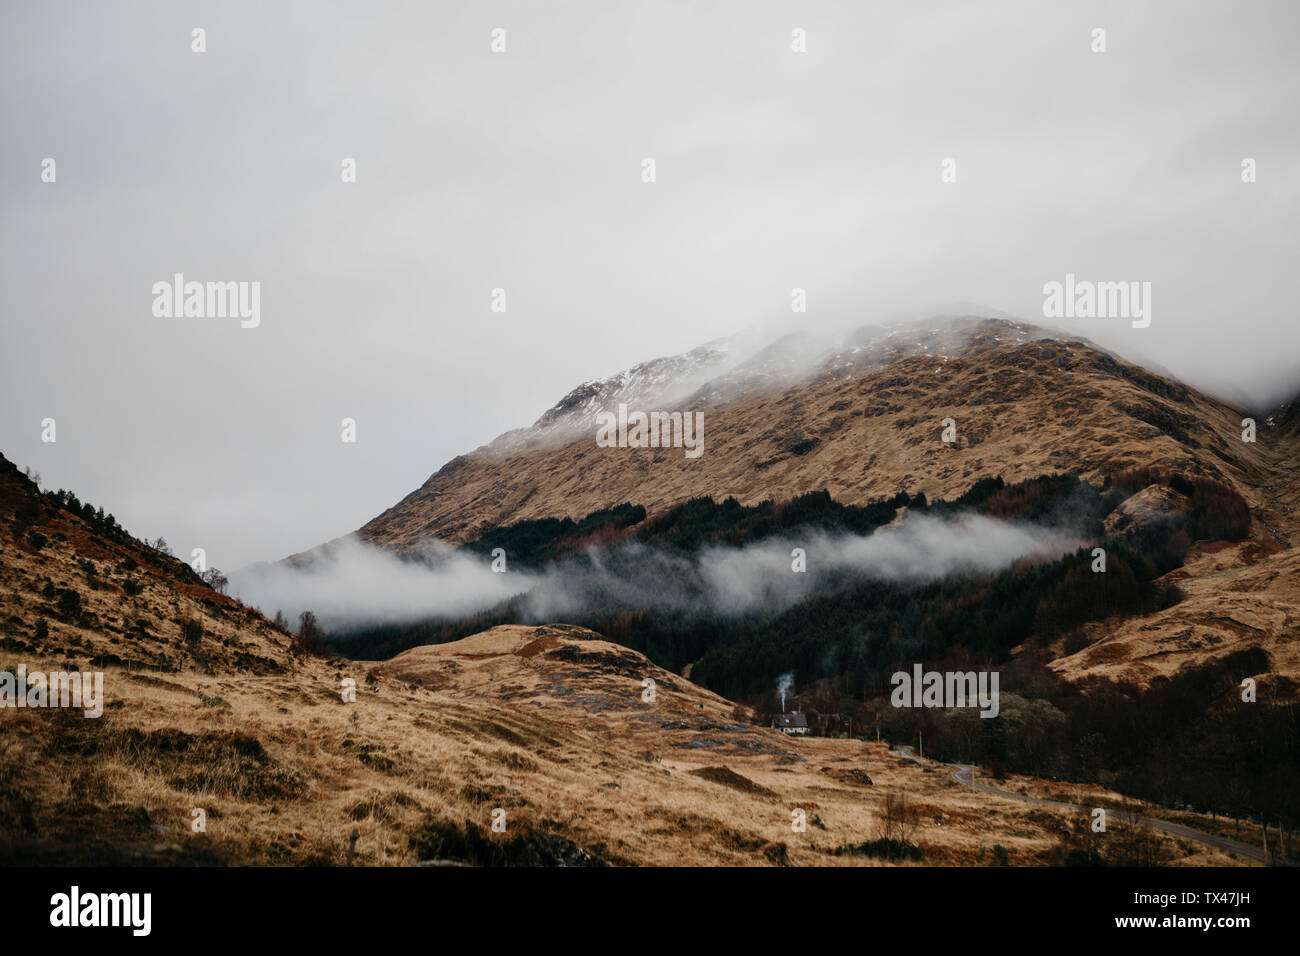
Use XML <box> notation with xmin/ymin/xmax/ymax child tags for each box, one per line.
<box><xmin>299</xmin><ymin>314</ymin><xmax>1300</xmax><ymax>706</ymax></box>
<box><xmin>1050</xmin><ymin>542</ymin><xmax>1300</xmax><ymax>686</ymax></box>
<box><xmin>0</xmin><ymin>457</ymin><xmax>1269</xmax><ymax>865</ymax></box>
<box><xmin>348</xmin><ymin>318</ymin><xmax>1298</xmax><ymax>555</ymax></box>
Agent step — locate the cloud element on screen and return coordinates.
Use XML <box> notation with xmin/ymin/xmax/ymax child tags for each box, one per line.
<box><xmin>524</xmin><ymin>513</ymin><xmax>1080</xmax><ymax>620</ymax></box>
<box><xmin>3</xmin><ymin>1</ymin><xmax>1297</xmax><ymax>572</ymax></box>
<box><xmin>231</xmin><ymin>512</ymin><xmax>1080</xmax><ymax>634</ymax></box>
<box><xmin>228</xmin><ymin>536</ymin><xmax>534</xmax><ymax>629</ymax></box>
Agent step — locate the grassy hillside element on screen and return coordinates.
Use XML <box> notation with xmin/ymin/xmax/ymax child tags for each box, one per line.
<box><xmin>0</xmin><ymin>453</ymin><xmax>1275</xmax><ymax>865</ymax></box>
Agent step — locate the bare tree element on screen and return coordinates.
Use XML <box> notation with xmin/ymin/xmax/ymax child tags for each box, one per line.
<box><xmin>877</xmin><ymin>789</ymin><xmax>920</xmax><ymax>844</ymax></box>
<box><xmin>199</xmin><ymin>567</ymin><xmax>228</xmax><ymax>594</ymax></box>
<box><xmin>297</xmin><ymin>610</ymin><xmax>326</xmax><ymax>656</ymax></box>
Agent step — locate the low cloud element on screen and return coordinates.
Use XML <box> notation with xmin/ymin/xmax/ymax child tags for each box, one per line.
<box><xmin>524</xmin><ymin>513</ymin><xmax>1080</xmax><ymax>620</ymax></box>
<box><xmin>232</xmin><ymin>513</ymin><xmax>1080</xmax><ymax>635</ymax></box>
<box><xmin>229</xmin><ymin>536</ymin><xmax>535</xmax><ymax>629</ymax></box>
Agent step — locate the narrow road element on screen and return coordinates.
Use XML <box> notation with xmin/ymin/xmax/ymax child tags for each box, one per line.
<box><xmin>889</xmin><ymin>746</ymin><xmax>1268</xmax><ymax>864</ymax></box>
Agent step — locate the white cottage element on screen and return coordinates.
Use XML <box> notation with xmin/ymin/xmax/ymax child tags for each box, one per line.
<box><xmin>771</xmin><ymin>711</ymin><xmax>809</xmax><ymax>735</ymax></box>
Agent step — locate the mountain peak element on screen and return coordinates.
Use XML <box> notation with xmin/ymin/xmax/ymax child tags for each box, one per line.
<box><xmin>353</xmin><ymin>315</ymin><xmax>1296</xmax><ymax>554</ymax></box>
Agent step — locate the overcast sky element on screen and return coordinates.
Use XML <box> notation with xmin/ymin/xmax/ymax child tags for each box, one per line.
<box><xmin>2</xmin><ymin>0</ymin><xmax>1298</xmax><ymax>571</ymax></box>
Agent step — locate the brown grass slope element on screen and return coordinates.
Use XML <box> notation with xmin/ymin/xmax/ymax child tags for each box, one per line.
<box><xmin>353</xmin><ymin>319</ymin><xmax>1299</xmax><ymax>554</ymax></box>
<box><xmin>0</xmin><ymin>458</ymin><xmax>1253</xmax><ymax>865</ymax></box>
<box><xmin>1050</xmin><ymin>541</ymin><xmax>1300</xmax><ymax>686</ymax></box>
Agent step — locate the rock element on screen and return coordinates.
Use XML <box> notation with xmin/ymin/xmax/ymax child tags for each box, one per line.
<box><xmin>1104</xmin><ymin>484</ymin><xmax>1193</xmax><ymax>542</ymax></box>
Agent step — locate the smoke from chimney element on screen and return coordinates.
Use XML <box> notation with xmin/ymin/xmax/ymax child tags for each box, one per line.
<box><xmin>777</xmin><ymin>672</ymin><xmax>795</xmax><ymax>713</ymax></box>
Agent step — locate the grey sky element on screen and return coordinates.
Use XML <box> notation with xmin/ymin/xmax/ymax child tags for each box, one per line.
<box><xmin>2</xmin><ymin>0</ymin><xmax>1298</xmax><ymax>570</ymax></box>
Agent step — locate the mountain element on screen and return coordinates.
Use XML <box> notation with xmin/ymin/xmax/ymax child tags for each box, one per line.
<box><xmin>348</xmin><ymin>317</ymin><xmax>1299</xmax><ymax>555</ymax></box>
<box><xmin>486</xmin><ymin>339</ymin><xmax>735</xmax><ymax>454</ymax></box>
<box><xmin>8</xmin><ymin>311</ymin><xmax>1296</xmax><ymax>866</ymax></box>
<box><xmin>285</xmin><ymin>315</ymin><xmax>1300</xmax><ymax>698</ymax></box>
<box><xmin>9</xmin><ymin>456</ymin><xmax>1261</xmax><ymax>865</ymax></box>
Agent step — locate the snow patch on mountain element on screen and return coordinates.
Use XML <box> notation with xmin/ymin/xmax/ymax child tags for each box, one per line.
<box><xmin>487</xmin><ymin>316</ymin><xmax>1081</xmax><ymax>454</ymax></box>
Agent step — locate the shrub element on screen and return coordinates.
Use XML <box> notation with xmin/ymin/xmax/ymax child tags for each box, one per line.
<box><xmin>26</xmin><ymin>531</ymin><xmax>47</xmax><ymax>550</ymax></box>
<box><xmin>1055</xmin><ymin>816</ymin><xmax>1106</xmax><ymax>866</ymax></box>
<box><xmin>296</xmin><ymin>611</ymin><xmax>327</xmax><ymax>656</ymax></box>
<box><xmin>122</xmin><ymin>576</ymin><xmax>144</xmax><ymax>596</ymax></box>
<box><xmin>832</xmin><ymin>838</ymin><xmax>923</xmax><ymax>861</ymax></box>
<box><xmin>78</xmin><ymin>558</ymin><xmax>98</xmax><ymax>588</ymax></box>
<box><xmin>15</xmin><ymin>500</ymin><xmax>40</xmax><ymax>532</ymax></box>
<box><xmin>181</xmin><ymin>619</ymin><xmax>203</xmax><ymax>647</ymax></box>
<box><xmin>56</xmin><ymin>588</ymin><xmax>82</xmax><ymax>620</ymax></box>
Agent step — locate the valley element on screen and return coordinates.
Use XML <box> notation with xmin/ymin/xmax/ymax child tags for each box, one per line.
<box><xmin>4</xmin><ymin>317</ymin><xmax>1298</xmax><ymax>867</ymax></box>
